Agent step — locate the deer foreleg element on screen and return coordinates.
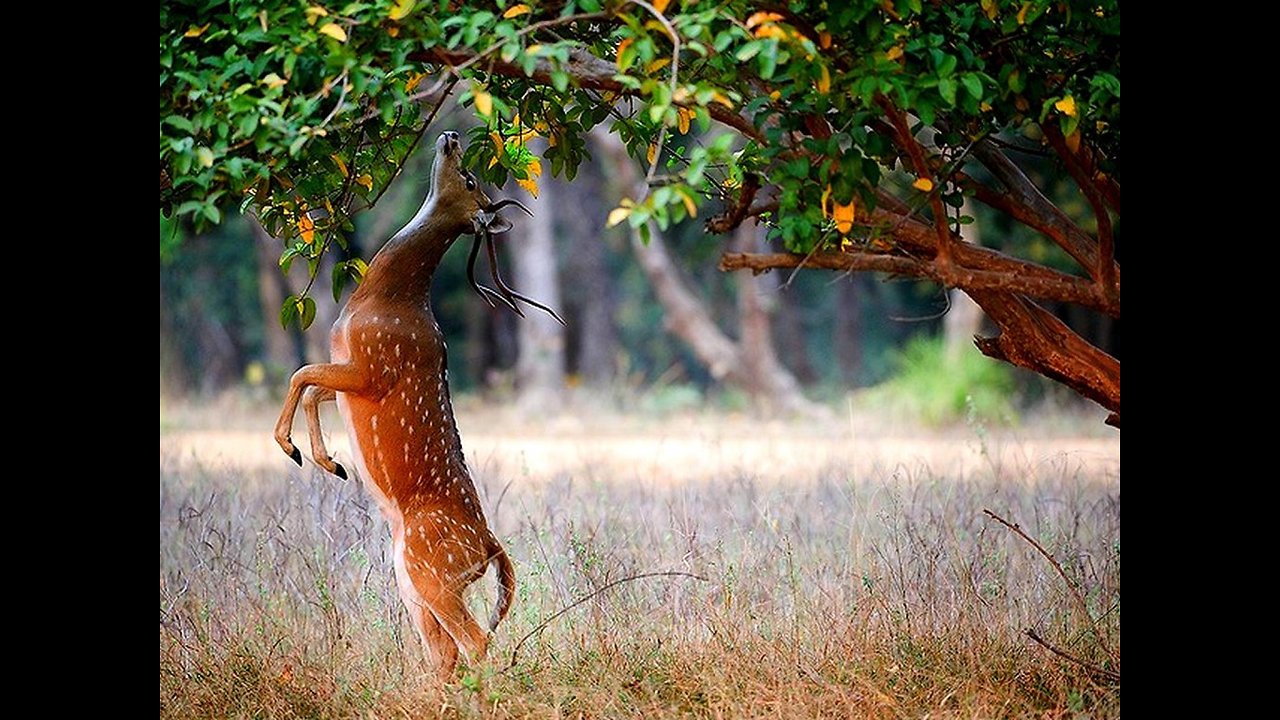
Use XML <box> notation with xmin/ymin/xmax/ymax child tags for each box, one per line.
<box><xmin>301</xmin><ymin>386</ymin><xmax>348</xmax><ymax>479</ymax></box>
<box><xmin>274</xmin><ymin>363</ymin><xmax>371</xmax><ymax>467</ymax></box>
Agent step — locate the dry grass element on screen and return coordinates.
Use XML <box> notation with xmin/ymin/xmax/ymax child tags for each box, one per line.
<box><xmin>159</xmin><ymin>401</ymin><xmax>1119</xmax><ymax>718</ymax></box>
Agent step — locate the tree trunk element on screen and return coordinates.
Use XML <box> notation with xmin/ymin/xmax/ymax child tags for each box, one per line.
<box><xmin>252</xmin><ymin>219</ymin><xmax>303</xmax><ymax>375</ymax></box>
<box><xmin>772</xmin><ymin>279</ymin><xmax>818</xmax><ymax>384</ymax></box>
<box><xmin>944</xmin><ymin>199</ymin><xmax>985</xmax><ymax>362</ymax></box>
<box><xmin>833</xmin><ymin>274</ymin><xmax>868</xmax><ymax>385</ymax></box>
<box><xmin>556</xmin><ymin>163</ymin><xmax>619</xmax><ymax>388</ymax></box>
<box><xmin>590</xmin><ymin>128</ymin><xmax>815</xmax><ymax>414</ymax></box>
<box><xmin>159</xmin><ymin>270</ymin><xmax>187</xmax><ymax>397</ymax></box>
<box><xmin>732</xmin><ymin>223</ymin><xmax>812</xmax><ymax>414</ymax></box>
<box><xmin>508</xmin><ymin>170</ymin><xmax>565</xmax><ymax>412</ymax></box>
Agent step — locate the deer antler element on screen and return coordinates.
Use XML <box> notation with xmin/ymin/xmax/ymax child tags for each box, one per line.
<box><xmin>465</xmin><ymin>201</ymin><xmax>567</xmax><ymax>326</ymax></box>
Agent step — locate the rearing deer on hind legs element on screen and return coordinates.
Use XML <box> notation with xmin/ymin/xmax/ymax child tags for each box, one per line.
<box><xmin>274</xmin><ymin>131</ymin><xmax>561</xmax><ymax>681</ymax></box>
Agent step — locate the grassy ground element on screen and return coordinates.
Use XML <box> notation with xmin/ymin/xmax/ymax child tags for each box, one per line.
<box><xmin>159</xmin><ymin>398</ymin><xmax>1120</xmax><ymax>718</ymax></box>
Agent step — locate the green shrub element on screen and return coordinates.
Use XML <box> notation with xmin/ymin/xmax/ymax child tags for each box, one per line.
<box><xmin>860</xmin><ymin>336</ymin><xmax>1017</xmax><ymax>426</ymax></box>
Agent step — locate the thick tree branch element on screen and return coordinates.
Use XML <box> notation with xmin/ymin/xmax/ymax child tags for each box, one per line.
<box><xmin>968</xmin><ymin>290</ymin><xmax>1120</xmax><ymax>418</ymax></box>
<box><xmin>967</xmin><ymin>139</ymin><xmax>1119</xmax><ymax>289</ymax></box>
<box><xmin>720</xmin><ymin>248</ymin><xmax>1114</xmax><ymax>316</ymax></box>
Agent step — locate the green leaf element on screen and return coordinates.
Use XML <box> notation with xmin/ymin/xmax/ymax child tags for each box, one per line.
<box><xmin>332</xmin><ymin>262</ymin><xmax>348</xmax><ymax>303</ymax></box>
<box><xmin>300</xmin><ymin>296</ymin><xmax>317</xmax><ymax>330</ymax></box>
<box><xmin>735</xmin><ymin>41</ymin><xmax>762</xmax><ymax>62</ymax></box>
<box><xmin>280</xmin><ymin>295</ymin><xmax>298</xmax><ymax>329</ymax></box>
<box><xmin>938</xmin><ymin>78</ymin><xmax>957</xmax><ymax>106</ymax></box>
<box><xmin>961</xmin><ymin>74</ymin><xmax>983</xmax><ymax>101</ymax></box>
<box><xmin>164</xmin><ymin>115</ymin><xmax>195</xmax><ymax>134</ymax></box>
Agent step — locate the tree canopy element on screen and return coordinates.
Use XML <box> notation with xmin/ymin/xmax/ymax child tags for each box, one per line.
<box><xmin>160</xmin><ymin>0</ymin><xmax>1120</xmax><ymax>423</ymax></box>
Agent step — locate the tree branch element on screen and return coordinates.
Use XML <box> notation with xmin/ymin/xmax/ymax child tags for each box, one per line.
<box><xmin>410</xmin><ymin>44</ymin><xmax>765</xmax><ymax>144</ymax></box>
<box><xmin>878</xmin><ymin>99</ymin><xmax>958</xmax><ymax>272</ymax></box>
<box><xmin>968</xmin><ymin>291</ymin><xmax>1119</xmax><ymax>417</ymax></box>
<box><xmin>719</xmin><ymin>248</ymin><xmax>1113</xmax><ymax>315</ymax></box>
<box><xmin>1042</xmin><ymin>124</ymin><xmax>1118</xmax><ymax>303</ymax></box>
<box><xmin>1025</xmin><ymin>629</ymin><xmax>1121</xmax><ymax>683</ymax></box>
<box><xmin>966</xmin><ymin>138</ymin><xmax>1119</xmax><ymax>288</ymax></box>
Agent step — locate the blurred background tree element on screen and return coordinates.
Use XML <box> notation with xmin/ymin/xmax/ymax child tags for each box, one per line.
<box><xmin>160</xmin><ymin>0</ymin><xmax>1119</xmax><ymax>425</ymax></box>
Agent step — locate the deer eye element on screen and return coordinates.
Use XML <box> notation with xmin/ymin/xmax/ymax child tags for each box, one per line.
<box><xmin>465</xmin><ymin>175</ymin><xmax>477</xmax><ymax>191</ymax></box>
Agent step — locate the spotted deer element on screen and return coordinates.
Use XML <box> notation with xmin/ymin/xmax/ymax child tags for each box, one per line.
<box><xmin>274</xmin><ymin>130</ymin><xmax>559</xmax><ymax>680</ymax></box>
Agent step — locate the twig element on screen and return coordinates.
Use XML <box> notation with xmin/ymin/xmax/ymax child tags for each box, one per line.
<box><xmin>624</xmin><ymin>0</ymin><xmax>681</xmax><ymax>183</ymax></box>
<box><xmin>982</xmin><ymin>509</ymin><xmax>1118</xmax><ymax>665</ymax></box>
<box><xmin>497</xmin><ymin>570</ymin><xmax>707</xmax><ymax>674</ymax></box>
<box><xmin>1025</xmin><ymin>628</ymin><xmax>1120</xmax><ymax>683</ymax></box>
<box><xmin>409</xmin><ymin>11</ymin><xmax>611</xmax><ymax>104</ymax></box>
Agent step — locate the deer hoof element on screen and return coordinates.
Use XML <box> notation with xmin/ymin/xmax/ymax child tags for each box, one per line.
<box><xmin>333</xmin><ymin>462</ymin><xmax>348</xmax><ymax>480</ymax></box>
<box><xmin>289</xmin><ymin>447</ymin><xmax>303</xmax><ymax>466</ymax></box>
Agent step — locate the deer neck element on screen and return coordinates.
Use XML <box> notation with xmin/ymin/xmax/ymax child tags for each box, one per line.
<box><xmin>357</xmin><ymin>196</ymin><xmax>464</xmax><ymax>303</ymax></box>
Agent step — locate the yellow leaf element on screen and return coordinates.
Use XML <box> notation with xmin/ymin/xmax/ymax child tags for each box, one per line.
<box><xmin>616</xmin><ymin>37</ymin><xmax>634</xmax><ymax>70</ymax></box>
<box><xmin>746</xmin><ymin>11</ymin><xmax>784</xmax><ymax>29</ymax></box>
<box><xmin>184</xmin><ymin>23</ymin><xmax>210</xmax><ymax>37</ymax></box>
<box><xmin>653</xmin><ymin>0</ymin><xmax>672</xmax><ymax>14</ymax></box>
<box><xmin>196</xmin><ymin>147</ymin><xmax>214</xmax><ymax>169</ymax></box>
<box><xmin>259</xmin><ymin>11</ymin><xmax>268</xmax><ymax>32</ymax></box>
<box><xmin>711</xmin><ymin>91</ymin><xmax>734</xmax><ymax>108</ymax></box>
<box><xmin>912</xmin><ymin>177</ymin><xmax>934</xmax><ymax>192</ymax></box>
<box><xmin>817</xmin><ymin>64</ymin><xmax>831</xmax><ymax>94</ymax></box>
<box><xmin>646</xmin><ymin>142</ymin><xmax>658</xmax><ymax>165</ymax></box>
<box><xmin>305</xmin><ymin>6</ymin><xmax>328</xmax><ymax>25</ymax></box>
<box><xmin>676</xmin><ymin>107</ymin><xmax>692</xmax><ymax>134</ymax></box>
<box><xmin>473</xmin><ymin>86</ymin><xmax>493</xmax><ymax>117</ymax></box>
<box><xmin>502</xmin><ymin>4</ymin><xmax>530</xmax><ymax>19</ymax></box>
<box><xmin>677</xmin><ymin>188</ymin><xmax>697</xmax><ymax>218</ymax></box>
<box><xmin>645</xmin><ymin>58</ymin><xmax>671</xmax><ymax>75</ymax></box>
<box><xmin>644</xmin><ymin>19</ymin><xmax>670</xmax><ymax>36</ymax></box>
<box><xmin>490</xmin><ymin>131</ymin><xmax>504</xmax><ymax>157</ymax></box>
<box><xmin>263</xmin><ymin>72</ymin><xmax>287</xmax><ymax>89</ymax></box>
<box><xmin>527</xmin><ymin>44</ymin><xmax>542</xmax><ymax>54</ymax></box>
<box><xmin>820</xmin><ymin>186</ymin><xmax>832</xmax><ymax>218</ymax></box>
<box><xmin>1065</xmin><ymin>129</ymin><xmax>1081</xmax><ymax>154</ymax></box>
<box><xmin>318</xmin><ymin>23</ymin><xmax>348</xmax><ymax>42</ymax></box>
<box><xmin>387</xmin><ymin>25</ymin><xmax>400</xmax><ymax>37</ymax></box>
<box><xmin>527</xmin><ymin>158</ymin><xmax>542</xmax><ymax>177</ymax></box>
<box><xmin>488</xmin><ymin>156</ymin><xmax>499</xmax><ymax>169</ymax></box>
<box><xmin>330</xmin><ymin>154</ymin><xmax>348</xmax><ymax>177</ymax></box>
<box><xmin>1017</xmin><ymin>1</ymin><xmax>1031</xmax><ymax>24</ymax></box>
<box><xmin>833</xmin><ymin>201</ymin><xmax>855</xmax><ymax>234</ymax></box>
<box><xmin>841</xmin><ymin>236</ymin><xmax>853</xmax><ymax>251</ymax></box>
<box><xmin>819</xmin><ymin>31</ymin><xmax>832</xmax><ymax>49</ymax></box>
<box><xmin>885</xmin><ymin>45</ymin><xmax>903</xmax><ymax>61</ymax></box>
<box><xmin>355</xmin><ymin>173</ymin><xmax>373</xmax><ymax>191</ymax></box>
<box><xmin>769</xmin><ymin>90</ymin><xmax>781</xmax><ymax>101</ymax></box>
<box><xmin>979</xmin><ymin>101</ymin><xmax>992</xmax><ymax>112</ymax></box>
<box><xmin>389</xmin><ymin>0</ymin><xmax>416</xmax><ymax>21</ymax></box>
<box><xmin>404</xmin><ymin>72</ymin><xmax>425</xmax><ymax>93</ymax></box>
<box><xmin>980</xmin><ymin>0</ymin><xmax>998</xmax><ymax>21</ymax></box>
<box><xmin>753</xmin><ymin>24</ymin><xmax>788</xmax><ymax>40</ymax></box>
<box><xmin>606</xmin><ymin>206</ymin><xmax>631</xmax><ymax>228</ymax></box>
<box><xmin>516</xmin><ymin>176</ymin><xmax>539</xmax><ymax>198</ymax></box>
<box><xmin>1054</xmin><ymin>95</ymin><xmax>1077</xmax><ymax>117</ymax></box>
<box><xmin>298</xmin><ymin>213</ymin><xmax>316</xmax><ymax>244</ymax></box>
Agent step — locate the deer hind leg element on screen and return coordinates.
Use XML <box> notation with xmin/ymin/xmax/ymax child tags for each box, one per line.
<box><xmin>301</xmin><ymin>386</ymin><xmax>347</xmax><ymax>479</ymax></box>
<box><xmin>419</xmin><ymin>579</ymin><xmax>491</xmax><ymax>671</ymax></box>
<box><xmin>274</xmin><ymin>363</ymin><xmax>370</xmax><ymax>466</ymax></box>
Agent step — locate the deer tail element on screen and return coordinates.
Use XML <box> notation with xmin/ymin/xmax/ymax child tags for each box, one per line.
<box><xmin>489</xmin><ymin>545</ymin><xmax>516</xmax><ymax>632</ymax></box>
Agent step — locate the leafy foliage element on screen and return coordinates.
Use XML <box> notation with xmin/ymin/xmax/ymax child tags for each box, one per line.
<box><xmin>160</xmin><ymin>0</ymin><xmax>1119</xmax><ymax>325</ymax></box>
<box><xmin>861</xmin><ymin>335</ymin><xmax>1017</xmax><ymax>426</ymax></box>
